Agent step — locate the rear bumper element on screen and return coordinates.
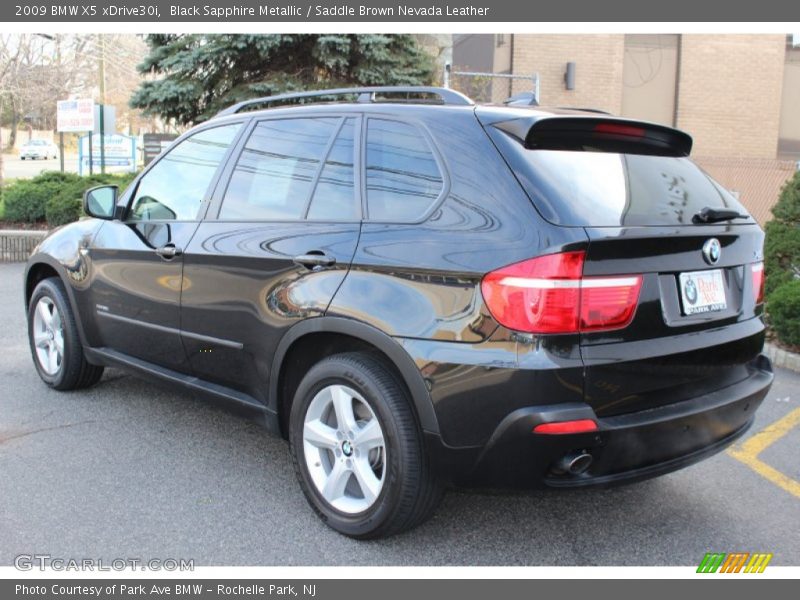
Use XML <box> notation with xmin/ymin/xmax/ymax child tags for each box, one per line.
<box><xmin>448</xmin><ymin>355</ymin><xmax>772</xmax><ymax>489</ymax></box>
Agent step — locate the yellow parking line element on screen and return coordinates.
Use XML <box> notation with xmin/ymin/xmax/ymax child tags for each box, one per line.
<box><xmin>727</xmin><ymin>407</ymin><xmax>800</xmax><ymax>499</ymax></box>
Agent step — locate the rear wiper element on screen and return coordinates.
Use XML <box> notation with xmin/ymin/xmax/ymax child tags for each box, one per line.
<box><xmin>692</xmin><ymin>207</ymin><xmax>748</xmax><ymax>224</ymax></box>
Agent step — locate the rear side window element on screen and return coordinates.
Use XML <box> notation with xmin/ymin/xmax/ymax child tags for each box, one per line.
<box><xmin>307</xmin><ymin>118</ymin><xmax>357</xmax><ymax>220</ymax></box>
<box><xmin>365</xmin><ymin>119</ymin><xmax>443</xmax><ymax>221</ymax></box>
<box><xmin>220</xmin><ymin>117</ymin><xmax>340</xmax><ymax>220</ymax></box>
<box><xmin>491</xmin><ymin>129</ymin><xmax>752</xmax><ymax>227</ymax></box>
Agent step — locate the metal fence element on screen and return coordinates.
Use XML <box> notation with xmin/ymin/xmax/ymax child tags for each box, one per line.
<box><xmin>693</xmin><ymin>157</ymin><xmax>796</xmax><ymax>225</ymax></box>
<box><xmin>443</xmin><ymin>63</ymin><xmax>540</xmax><ymax>104</ymax></box>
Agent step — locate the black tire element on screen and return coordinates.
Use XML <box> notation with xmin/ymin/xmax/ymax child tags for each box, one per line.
<box><xmin>27</xmin><ymin>277</ymin><xmax>104</xmax><ymax>391</ymax></box>
<box><xmin>289</xmin><ymin>352</ymin><xmax>443</xmax><ymax>539</ymax></box>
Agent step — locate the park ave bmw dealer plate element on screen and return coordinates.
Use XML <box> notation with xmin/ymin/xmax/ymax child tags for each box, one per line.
<box><xmin>679</xmin><ymin>269</ymin><xmax>727</xmax><ymax>315</ymax></box>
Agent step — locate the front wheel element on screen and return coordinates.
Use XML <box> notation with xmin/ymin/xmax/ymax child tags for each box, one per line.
<box><xmin>27</xmin><ymin>277</ymin><xmax>104</xmax><ymax>390</ymax></box>
<box><xmin>289</xmin><ymin>352</ymin><xmax>442</xmax><ymax>538</ymax></box>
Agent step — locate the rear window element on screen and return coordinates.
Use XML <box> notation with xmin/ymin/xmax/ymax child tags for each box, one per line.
<box><xmin>491</xmin><ymin>130</ymin><xmax>752</xmax><ymax>227</ymax></box>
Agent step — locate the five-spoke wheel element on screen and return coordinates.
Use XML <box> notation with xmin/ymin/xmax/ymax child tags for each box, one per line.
<box><xmin>32</xmin><ymin>297</ymin><xmax>65</xmax><ymax>376</ymax></box>
<box><xmin>302</xmin><ymin>383</ymin><xmax>386</xmax><ymax>514</ymax></box>
<box><xmin>27</xmin><ymin>277</ymin><xmax>104</xmax><ymax>390</ymax></box>
<box><xmin>290</xmin><ymin>352</ymin><xmax>443</xmax><ymax>538</ymax></box>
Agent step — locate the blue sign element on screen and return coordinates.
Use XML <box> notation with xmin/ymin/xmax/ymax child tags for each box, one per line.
<box><xmin>78</xmin><ymin>133</ymin><xmax>137</xmax><ymax>175</ymax></box>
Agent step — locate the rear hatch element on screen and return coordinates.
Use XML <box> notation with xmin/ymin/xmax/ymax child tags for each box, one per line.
<box><xmin>480</xmin><ymin>109</ymin><xmax>767</xmax><ymax>417</ymax></box>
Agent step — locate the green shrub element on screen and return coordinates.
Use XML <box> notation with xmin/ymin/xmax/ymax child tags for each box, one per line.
<box><xmin>764</xmin><ymin>220</ymin><xmax>800</xmax><ymax>295</ymax></box>
<box><xmin>768</xmin><ymin>280</ymin><xmax>800</xmax><ymax>347</ymax></box>
<box><xmin>45</xmin><ymin>195</ymin><xmax>82</xmax><ymax>227</ymax></box>
<box><xmin>1</xmin><ymin>170</ymin><xmax>139</xmax><ymax>225</ymax></box>
<box><xmin>30</xmin><ymin>171</ymin><xmax>83</xmax><ymax>186</ymax></box>
<box><xmin>771</xmin><ymin>171</ymin><xmax>800</xmax><ymax>223</ymax></box>
<box><xmin>765</xmin><ymin>171</ymin><xmax>800</xmax><ymax>296</ymax></box>
<box><xmin>2</xmin><ymin>179</ymin><xmax>62</xmax><ymax>222</ymax></box>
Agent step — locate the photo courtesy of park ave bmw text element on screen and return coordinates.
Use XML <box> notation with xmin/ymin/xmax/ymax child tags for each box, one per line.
<box><xmin>0</xmin><ymin>0</ymin><xmax>798</xmax><ymax>593</ymax></box>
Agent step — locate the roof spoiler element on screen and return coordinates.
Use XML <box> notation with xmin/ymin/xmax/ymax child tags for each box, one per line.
<box><xmin>494</xmin><ymin>116</ymin><xmax>693</xmax><ymax>157</ymax></box>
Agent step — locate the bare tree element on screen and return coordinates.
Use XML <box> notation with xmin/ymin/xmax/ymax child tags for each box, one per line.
<box><xmin>5</xmin><ymin>35</ymin><xmax>96</xmax><ymax>142</ymax></box>
<box><xmin>0</xmin><ymin>34</ymin><xmax>150</xmax><ymax>186</ymax></box>
<box><xmin>0</xmin><ymin>34</ymin><xmax>29</xmax><ymax>187</ymax></box>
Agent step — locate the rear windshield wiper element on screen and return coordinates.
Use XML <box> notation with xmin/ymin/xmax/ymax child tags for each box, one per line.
<box><xmin>692</xmin><ymin>207</ymin><xmax>748</xmax><ymax>224</ymax></box>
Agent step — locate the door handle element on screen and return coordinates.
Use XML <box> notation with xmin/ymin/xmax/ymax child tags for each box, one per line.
<box><xmin>155</xmin><ymin>244</ymin><xmax>182</xmax><ymax>259</ymax></box>
<box><xmin>293</xmin><ymin>252</ymin><xmax>336</xmax><ymax>269</ymax></box>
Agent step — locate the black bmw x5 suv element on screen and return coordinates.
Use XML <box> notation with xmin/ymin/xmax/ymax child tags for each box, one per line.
<box><xmin>25</xmin><ymin>86</ymin><xmax>773</xmax><ymax>538</ymax></box>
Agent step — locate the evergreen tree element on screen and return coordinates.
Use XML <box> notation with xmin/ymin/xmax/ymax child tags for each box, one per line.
<box><xmin>130</xmin><ymin>34</ymin><xmax>435</xmax><ymax>124</ymax></box>
<box><xmin>764</xmin><ymin>170</ymin><xmax>800</xmax><ymax>347</ymax></box>
<box><xmin>764</xmin><ymin>170</ymin><xmax>800</xmax><ymax>296</ymax></box>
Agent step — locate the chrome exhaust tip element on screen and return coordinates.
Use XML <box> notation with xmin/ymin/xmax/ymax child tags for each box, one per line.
<box><xmin>554</xmin><ymin>451</ymin><xmax>593</xmax><ymax>475</ymax></box>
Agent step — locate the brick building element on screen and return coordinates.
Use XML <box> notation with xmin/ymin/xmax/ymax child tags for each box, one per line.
<box><xmin>452</xmin><ymin>34</ymin><xmax>800</xmax><ymax>223</ymax></box>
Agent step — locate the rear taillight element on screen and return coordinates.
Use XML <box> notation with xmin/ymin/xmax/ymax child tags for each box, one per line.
<box><xmin>480</xmin><ymin>251</ymin><xmax>643</xmax><ymax>334</ymax></box>
<box><xmin>751</xmin><ymin>262</ymin><xmax>764</xmax><ymax>304</ymax></box>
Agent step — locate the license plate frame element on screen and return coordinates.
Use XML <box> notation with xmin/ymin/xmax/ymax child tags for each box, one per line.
<box><xmin>678</xmin><ymin>269</ymin><xmax>727</xmax><ymax>315</ymax></box>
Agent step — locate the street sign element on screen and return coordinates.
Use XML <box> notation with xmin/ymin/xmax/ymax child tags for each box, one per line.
<box><xmin>56</xmin><ymin>98</ymin><xmax>94</xmax><ymax>132</ymax></box>
<box><xmin>93</xmin><ymin>104</ymin><xmax>116</xmax><ymax>134</ymax></box>
<box><xmin>143</xmin><ymin>133</ymin><xmax>178</xmax><ymax>165</ymax></box>
<box><xmin>78</xmin><ymin>133</ymin><xmax>137</xmax><ymax>175</ymax></box>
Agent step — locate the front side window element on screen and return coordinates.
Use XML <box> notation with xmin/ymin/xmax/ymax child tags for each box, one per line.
<box><xmin>220</xmin><ymin>117</ymin><xmax>342</xmax><ymax>221</ymax></box>
<box><xmin>365</xmin><ymin>118</ymin><xmax>443</xmax><ymax>222</ymax></box>
<box><xmin>129</xmin><ymin>123</ymin><xmax>241</xmax><ymax>222</ymax></box>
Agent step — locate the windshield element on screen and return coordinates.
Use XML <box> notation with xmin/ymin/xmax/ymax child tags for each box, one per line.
<box><xmin>28</xmin><ymin>140</ymin><xmax>48</xmax><ymax>146</ymax></box>
<box><xmin>491</xmin><ymin>130</ymin><xmax>753</xmax><ymax>227</ymax></box>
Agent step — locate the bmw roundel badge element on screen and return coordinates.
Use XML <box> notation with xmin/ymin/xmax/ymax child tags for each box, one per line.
<box><xmin>684</xmin><ymin>278</ymin><xmax>698</xmax><ymax>305</ymax></box>
<box><xmin>702</xmin><ymin>238</ymin><xmax>721</xmax><ymax>265</ymax></box>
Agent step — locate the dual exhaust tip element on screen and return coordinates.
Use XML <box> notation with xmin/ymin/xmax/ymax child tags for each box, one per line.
<box><xmin>553</xmin><ymin>451</ymin><xmax>593</xmax><ymax>476</ymax></box>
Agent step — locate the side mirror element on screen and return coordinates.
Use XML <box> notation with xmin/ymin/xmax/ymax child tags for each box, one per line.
<box><xmin>83</xmin><ymin>185</ymin><xmax>118</xmax><ymax>220</ymax></box>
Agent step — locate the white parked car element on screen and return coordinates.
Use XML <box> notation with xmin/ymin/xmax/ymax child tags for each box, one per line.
<box><xmin>19</xmin><ymin>139</ymin><xmax>59</xmax><ymax>160</ymax></box>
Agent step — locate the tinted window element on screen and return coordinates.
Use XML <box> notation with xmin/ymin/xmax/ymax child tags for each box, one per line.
<box><xmin>129</xmin><ymin>124</ymin><xmax>240</xmax><ymax>221</ymax></box>
<box><xmin>365</xmin><ymin>119</ymin><xmax>443</xmax><ymax>221</ymax></box>
<box><xmin>307</xmin><ymin>118</ymin><xmax>358</xmax><ymax>220</ymax></box>
<box><xmin>492</xmin><ymin>132</ymin><xmax>752</xmax><ymax>227</ymax></box>
<box><xmin>220</xmin><ymin>118</ymin><xmax>339</xmax><ymax>221</ymax></box>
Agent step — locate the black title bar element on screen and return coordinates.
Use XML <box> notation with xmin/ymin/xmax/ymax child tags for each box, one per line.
<box><xmin>4</xmin><ymin>0</ymin><xmax>799</xmax><ymax>22</ymax></box>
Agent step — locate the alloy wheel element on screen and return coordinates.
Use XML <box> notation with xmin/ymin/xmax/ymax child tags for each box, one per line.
<box><xmin>32</xmin><ymin>297</ymin><xmax>64</xmax><ymax>376</ymax></box>
<box><xmin>302</xmin><ymin>384</ymin><xmax>386</xmax><ymax>514</ymax></box>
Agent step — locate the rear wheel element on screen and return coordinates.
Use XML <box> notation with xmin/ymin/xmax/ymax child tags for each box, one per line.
<box><xmin>289</xmin><ymin>352</ymin><xmax>442</xmax><ymax>538</ymax></box>
<box><xmin>27</xmin><ymin>277</ymin><xmax>104</xmax><ymax>390</ymax></box>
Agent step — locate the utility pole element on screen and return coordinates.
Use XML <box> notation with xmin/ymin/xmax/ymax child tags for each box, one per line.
<box><xmin>0</xmin><ymin>96</ymin><xmax>4</xmax><ymax>189</ymax></box>
<box><xmin>54</xmin><ymin>35</ymin><xmax>64</xmax><ymax>173</ymax></box>
<box><xmin>98</xmin><ymin>33</ymin><xmax>106</xmax><ymax>174</ymax></box>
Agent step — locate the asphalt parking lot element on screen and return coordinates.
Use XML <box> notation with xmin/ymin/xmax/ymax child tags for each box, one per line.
<box><xmin>0</xmin><ymin>261</ymin><xmax>798</xmax><ymax>566</ymax></box>
<box><xmin>1</xmin><ymin>154</ymin><xmax>79</xmax><ymax>180</ymax></box>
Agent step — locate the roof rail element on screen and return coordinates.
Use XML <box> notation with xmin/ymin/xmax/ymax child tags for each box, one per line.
<box><xmin>215</xmin><ymin>86</ymin><xmax>474</xmax><ymax>117</ymax></box>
